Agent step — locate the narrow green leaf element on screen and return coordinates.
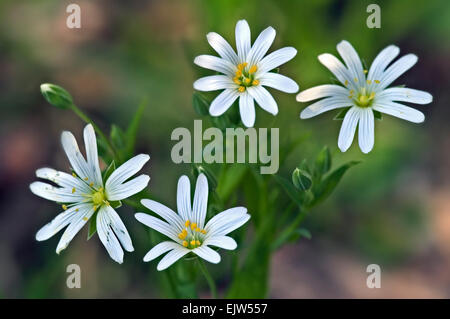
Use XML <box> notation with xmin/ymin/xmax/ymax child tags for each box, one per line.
<box><xmin>102</xmin><ymin>160</ymin><xmax>116</xmax><ymax>181</ymax></box>
<box><xmin>192</xmin><ymin>92</ymin><xmax>210</xmax><ymax>116</ymax></box>
<box><xmin>312</xmin><ymin>160</ymin><xmax>361</xmax><ymax>206</ymax></box>
<box><xmin>109</xmin><ymin>200</ymin><xmax>122</xmax><ymax>209</ymax></box>
<box><xmin>333</xmin><ymin>107</ymin><xmax>351</xmax><ymax>120</ymax></box>
<box><xmin>87</xmin><ymin>212</ymin><xmax>98</xmax><ymax>240</ymax></box>
<box><xmin>40</xmin><ymin>83</ymin><xmax>73</xmax><ymax>109</ymax></box>
<box><xmin>288</xmin><ymin>228</ymin><xmax>312</xmax><ymax>242</ymax></box>
<box><xmin>273</xmin><ymin>174</ymin><xmax>302</xmax><ymax>208</ymax></box>
<box><xmin>314</xmin><ymin>146</ymin><xmax>332</xmax><ymax>177</ymax></box>
<box><xmin>374</xmin><ymin>110</ymin><xmax>383</xmax><ymax>120</ymax></box>
<box><xmin>125</xmin><ymin>99</ymin><xmax>147</xmax><ymax>156</ymax></box>
<box><xmin>110</xmin><ymin>125</ymin><xmax>125</xmax><ymax>151</ymax></box>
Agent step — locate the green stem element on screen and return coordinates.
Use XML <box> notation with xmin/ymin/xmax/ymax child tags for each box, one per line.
<box><xmin>198</xmin><ymin>259</ymin><xmax>217</xmax><ymax>299</ymax></box>
<box><xmin>70</xmin><ymin>103</ymin><xmax>119</xmax><ymax>161</ymax></box>
<box><xmin>272</xmin><ymin>207</ymin><xmax>309</xmax><ymax>251</ymax></box>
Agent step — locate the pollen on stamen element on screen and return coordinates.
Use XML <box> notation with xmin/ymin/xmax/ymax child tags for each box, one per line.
<box><xmin>190</xmin><ymin>222</ymin><xmax>197</xmax><ymax>230</ymax></box>
<box><xmin>84</xmin><ymin>177</ymin><xmax>89</xmax><ymax>181</ymax></box>
<box><xmin>72</xmin><ymin>187</ymin><xmax>76</xmax><ymax>193</ymax></box>
<box><xmin>244</xmin><ymin>78</ymin><xmax>251</xmax><ymax>85</ymax></box>
<box><xmin>354</xmin><ymin>78</ymin><xmax>358</xmax><ymax>82</ymax></box>
<box><xmin>182</xmin><ymin>241</ymin><xmax>188</xmax><ymax>247</ymax></box>
<box><xmin>82</xmin><ymin>217</ymin><xmax>88</xmax><ymax>221</ymax></box>
<box><xmin>364</xmin><ymin>69</ymin><xmax>368</xmax><ymax>74</ymax></box>
<box><xmin>344</xmin><ymin>80</ymin><xmax>349</xmax><ymax>86</ymax></box>
<box><xmin>89</xmin><ymin>182</ymin><xmax>94</xmax><ymax>187</ymax></box>
<box><xmin>367</xmin><ymin>80</ymin><xmax>372</xmax><ymax>84</ymax></box>
<box><xmin>249</xmin><ymin>65</ymin><xmax>257</xmax><ymax>74</ymax></box>
<box><xmin>185</xmin><ymin>220</ymin><xmax>190</xmax><ymax>227</ymax></box>
<box><xmin>72</xmin><ymin>172</ymin><xmax>77</xmax><ymax>177</ymax></box>
<box><xmin>190</xmin><ymin>240</ymin><xmax>196</xmax><ymax>247</ymax></box>
<box><xmin>62</xmin><ymin>204</ymin><xmax>68</xmax><ymax>210</ymax></box>
<box><xmin>374</xmin><ymin>80</ymin><xmax>380</xmax><ymax>84</ymax></box>
<box><xmin>238</xmin><ymin>86</ymin><xmax>246</xmax><ymax>92</ymax></box>
<box><xmin>252</xmin><ymin>79</ymin><xmax>260</xmax><ymax>86</ymax></box>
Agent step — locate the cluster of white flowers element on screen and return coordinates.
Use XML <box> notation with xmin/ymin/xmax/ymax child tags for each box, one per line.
<box><xmin>31</xmin><ymin>19</ymin><xmax>433</xmax><ymax>270</ymax></box>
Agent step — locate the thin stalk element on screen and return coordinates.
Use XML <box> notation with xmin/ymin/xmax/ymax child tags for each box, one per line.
<box><xmin>70</xmin><ymin>103</ymin><xmax>119</xmax><ymax>161</ymax></box>
<box><xmin>198</xmin><ymin>259</ymin><xmax>217</xmax><ymax>299</ymax></box>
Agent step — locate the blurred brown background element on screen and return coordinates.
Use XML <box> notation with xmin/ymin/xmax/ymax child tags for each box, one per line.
<box><xmin>0</xmin><ymin>0</ymin><xmax>449</xmax><ymax>298</ymax></box>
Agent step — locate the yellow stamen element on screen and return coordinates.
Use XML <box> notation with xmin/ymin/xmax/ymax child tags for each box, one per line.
<box><xmin>182</xmin><ymin>240</ymin><xmax>188</xmax><ymax>247</ymax></box>
<box><xmin>252</xmin><ymin>79</ymin><xmax>260</xmax><ymax>86</ymax></box>
<box><xmin>72</xmin><ymin>172</ymin><xmax>76</xmax><ymax>177</ymax></box>
<box><xmin>89</xmin><ymin>182</ymin><xmax>94</xmax><ymax>187</ymax></box>
<box><xmin>185</xmin><ymin>220</ymin><xmax>190</xmax><ymax>227</ymax></box>
<box><xmin>195</xmin><ymin>227</ymin><xmax>201</xmax><ymax>232</ymax></box>
<box><xmin>354</xmin><ymin>78</ymin><xmax>358</xmax><ymax>82</ymax></box>
<box><xmin>196</xmin><ymin>240</ymin><xmax>201</xmax><ymax>246</ymax></box>
<box><xmin>84</xmin><ymin>177</ymin><xmax>89</xmax><ymax>181</ymax></box>
<box><xmin>233</xmin><ymin>77</ymin><xmax>241</xmax><ymax>85</ymax></box>
<box><xmin>366</xmin><ymin>80</ymin><xmax>372</xmax><ymax>85</ymax></box>
<box><xmin>349</xmin><ymin>90</ymin><xmax>354</xmax><ymax>95</ymax></box>
<box><xmin>190</xmin><ymin>240</ymin><xmax>196</xmax><ymax>247</ymax></box>
<box><xmin>201</xmin><ymin>230</ymin><xmax>207</xmax><ymax>234</ymax></box>
<box><xmin>369</xmin><ymin>92</ymin><xmax>375</xmax><ymax>99</ymax></box>
<box><xmin>249</xmin><ymin>65</ymin><xmax>258</xmax><ymax>74</ymax></box>
<box><xmin>238</xmin><ymin>86</ymin><xmax>246</xmax><ymax>92</ymax></box>
<box><xmin>178</xmin><ymin>232</ymin><xmax>186</xmax><ymax>240</ymax></box>
<box><xmin>83</xmin><ymin>217</ymin><xmax>88</xmax><ymax>221</ymax></box>
<box><xmin>190</xmin><ymin>222</ymin><xmax>197</xmax><ymax>230</ymax></box>
<box><xmin>235</xmin><ymin>69</ymin><xmax>242</xmax><ymax>77</ymax></box>
<box><xmin>62</xmin><ymin>204</ymin><xmax>68</xmax><ymax>210</ymax></box>
<box><xmin>72</xmin><ymin>187</ymin><xmax>76</xmax><ymax>194</ymax></box>
<box><xmin>182</xmin><ymin>229</ymin><xmax>187</xmax><ymax>235</ymax></box>
<box><xmin>364</xmin><ymin>69</ymin><xmax>368</xmax><ymax>74</ymax></box>
<box><xmin>374</xmin><ymin>80</ymin><xmax>380</xmax><ymax>84</ymax></box>
<box><xmin>75</xmin><ymin>209</ymin><xmax>79</xmax><ymax>212</ymax></box>
<box><xmin>344</xmin><ymin>80</ymin><xmax>349</xmax><ymax>86</ymax></box>
<box><xmin>244</xmin><ymin>77</ymin><xmax>251</xmax><ymax>85</ymax></box>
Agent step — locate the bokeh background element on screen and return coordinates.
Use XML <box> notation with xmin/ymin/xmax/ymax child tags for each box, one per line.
<box><xmin>0</xmin><ymin>0</ymin><xmax>449</xmax><ymax>298</ymax></box>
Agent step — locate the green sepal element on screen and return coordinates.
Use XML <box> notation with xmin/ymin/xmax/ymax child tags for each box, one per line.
<box><xmin>40</xmin><ymin>83</ymin><xmax>73</xmax><ymax>109</ymax></box>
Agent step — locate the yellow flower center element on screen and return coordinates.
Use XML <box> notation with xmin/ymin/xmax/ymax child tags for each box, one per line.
<box><xmin>91</xmin><ymin>187</ymin><xmax>108</xmax><ymax>206</ymax></box>
<box><xmin>178</xmin><ymin>219</ymin><xmax>207</xmax><ymax>249</ymax></box>
<box><xmin>350</xmin><ymin>87</ymin><xmax>376</xmax><ymax>108</ymax></box>
<box><xmin>233</xmin><ymin>62</ymin><xmax>259</xmax><ymax>93</ymax></box>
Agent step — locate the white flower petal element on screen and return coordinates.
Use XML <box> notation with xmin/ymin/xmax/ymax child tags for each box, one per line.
<box><xmin>373</xmin><ymin>101</ymin><xmax>425</xmax><ymax>123</ymax></box>
<box><xmin>204</xmin><ymin>236</ymin><xmax>237</xmax><ymax>250</ymax></box>
<box><xmin>97</xmin><ymin>206</ymin><xmax>124</xmax><ymax>263</ymax></box>
<box><xmin>247</xmin><ymin>86</ymin><xmax>278</xmax><ymax>115</ymax></box>
<box><xmin>239</xmin><ymin>93</ymin><xmax>256</xmax><ymax>128</ymax></box>
<box><xmin>257</xmin><ymin>47</ymin><xmax>297</xmax><ymax>74</ymax></box>
<box><xmin>259</xmin><ymin>73</ymin><xmax>299</xmax><ymax>93</ymax></box>
<box><xmin>193</xmin><ymin>174</ymin><xmax>208</xmax><ymax>228</ymax></box>
<box><xmin>102</xmin><ymin>205</ymin><xmax>134</xmax><ymax>252</ymax></box>
<box><xmin>368</xmin><ymin>45</ymin><xmax>400</xmax><ymax>83</ymax></box>
<box><xmin>36</xmin><ymin>203</ymin><xmax>91</xmax><ymax>241</ymax></box>
<box><xmin>300</xmin><ymin>96</ymin><xmax>352</xmax><ymax>119</ymax></box>
<box><xmin>378</xmin><ymin>54</ymin><xmax>418</xmax><ymax>89</ymax></box>
<box><xmin>61</xmin><ymin>130</ymin><xmax>91</xmax><ymax>181</ymax></box>
<box><xmin>358</xmin><ymin>108</ymin><xmax>375</xmax><ymax>154</ymax></box>
<box><xmin>106</xmin><ymin>174</ymin><xmax>150</xmax><ymax>201</ymax></box>
<box><xmin>194</xmin><ymin>75</ymin><xmax>236</xmax><ymax>92</ymax></box>
<box><xmin>83</xmin><ymin>124</ymin><xmax>102</xmax><ymax>188</ymax></box>
<box><xmin>209</xmin><ymin>89</ymin><xmax>239</xmax><ymax>116</ymax></box>
<box><xmin>35</xmin><ymin>167</ymin><xmax>91</xmax><ymax>194</ymax></box>
<box><xmin>206</xmin><ymin>32</ymin><xmax>238</xmax><ymax>65</ymax></box>
<box><xmin>376</xmin><ymin>88</ymin><xmax>432</xmax><ymax>105</ymax></box>
<box><xmin>296</xmin><ymin>84</ymin><xmax>348</xmax><ymax>102</ymax></box>
<box><xmin>177</xmin><ymin>175</ymin><xmax>191</xmax><ymax>221</ymax></box>
<box><xmin>30</xmin><ymin>181</ymin><xmax>86</xmax><ymax>203</ymax></box>
<box><xmin>56</xmin><ymin>205</ymin><xmax>95</xmax><ymax>254</ymax></box>
<box><xmin>205</xmin><ymin>207</ymin><xmax>250</xmax><ymax>237</ymax></box>
<box><xmin>338</xmin><ymin>107</ymin><xmax>360</xmax><ymax>152</ymax></box>
<box><xmin>194</xmin><ymin>55</ymin><xmax>236</xmax><ymax>77</ymax></box>
<box><xmin>141</xmin><ymin>199</ymin><xmax>184</xmax><ymax>229</ymax></box>
<box><xmin>336</xmin><ymin>40</ymin><xmax>365</xmax><ymax>84</ymax></box>
<box><xmin>135</xmin><ymin>213</ymin><xmax>180</xmax><ymax>242</ymax></box>
<box><xmin>235</xmin><ymin>20</ymin><xmax>251</xmax><ymax>63</ymax></box>
<box><xmin>143</xmin><ymin>241</ymin><xmax>181</xmax><ymax>262</ymax></box>
<box><xmin>192</xmin><ymin>246</ymin><xmax>221</xmax><ymax>264</ymax></box>
<box><xmin>157</xmin><ymin>246</ymin><xmax>190</xmax><ymax>271</ymax></box>
<box><xmin>105</xmin><ymin>154</ymin><xmax>149</xmax><ymax>190</ymax></box>
<box><xmin>318</xmin><ymin>53</ymin><xmax>357</xmax><ymax>91</ymax></box>
<box><xmin>246</xmin><ymin>26</ymin><xmax>276</xmax><ymax>66</ymax></box>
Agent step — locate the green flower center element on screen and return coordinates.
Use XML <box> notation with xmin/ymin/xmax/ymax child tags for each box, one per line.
<box><xmin>352</xmin><ymin>88</ymin><xmax>375</xmax><ymax>108</ymax></box>
<box><xmin>91</xmin><ymin>187</ymin><xmax>107</xmax><ymax>206</ymax></box>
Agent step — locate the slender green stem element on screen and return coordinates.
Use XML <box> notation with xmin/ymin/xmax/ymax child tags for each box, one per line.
<box><xmin>70</xmin><ymin>103</ymin><xmax>119</xmax><ymax>161</ymax></box>
<box><xmin>198</xmin><ymin>259</ymin><xmax>217</xmax><ymax>299</ymax></box>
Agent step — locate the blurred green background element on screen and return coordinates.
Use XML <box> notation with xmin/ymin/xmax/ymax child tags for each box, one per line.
<box><xmin>0</xmin><ymin>0</ymin><xmax>449</xmax><ymax>298</ymax></box>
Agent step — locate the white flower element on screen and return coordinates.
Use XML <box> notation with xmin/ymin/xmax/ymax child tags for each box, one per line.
<box><xmin>297</xmin><ymin>40</ymin><xmax>433</xmax><ymax>153</ymax></box>
<box><xmin>30</xmin><ymin>124</ymin><xmax>150</xmax><ymax>264</ymax></box>
<box><xmin>194</xmin><ymin>19</ymin><xmax>299</xmax><ymax>127</ymax></box>
<box><xmin>135</xmin><ymin>173</ymin><xmax>250</xmax><ymax>271</ymax></box>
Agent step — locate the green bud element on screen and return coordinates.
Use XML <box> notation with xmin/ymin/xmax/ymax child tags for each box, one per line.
<box><xmin>40</xmin><ymin>83</ymin><xmax>73</xmax><ymax>109</ymax></box>
<box><xmin>292</xmin><ymin>167</ymin><xmax>312</xmax><ymax>191</ymax></box>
